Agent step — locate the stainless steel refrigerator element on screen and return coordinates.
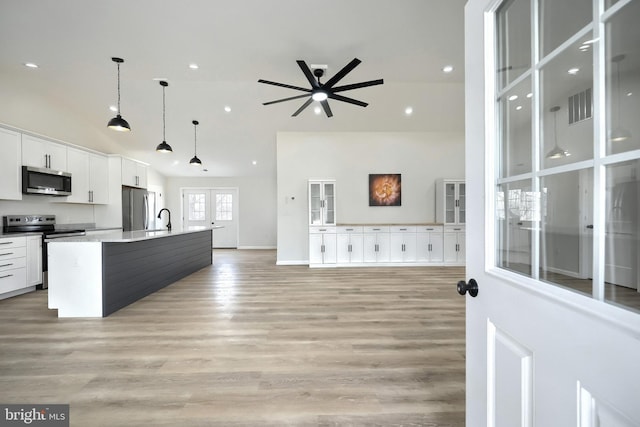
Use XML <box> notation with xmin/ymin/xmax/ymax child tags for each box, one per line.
<box><xmin>122</xmin><ymin>186</ymin><xmax>150</xmax><ymax>231</ymax></box>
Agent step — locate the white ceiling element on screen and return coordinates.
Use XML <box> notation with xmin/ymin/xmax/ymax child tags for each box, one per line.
<box><xmin>0</xmin><ymin>0</ymin><xmax>466</xmax><ymax>178</ymax></box>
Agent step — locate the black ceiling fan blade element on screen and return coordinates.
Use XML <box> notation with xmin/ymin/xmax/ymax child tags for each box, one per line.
<box><xmin>320</xmin><ymin>100</ymin><xmax>333</xmax><ymax>118</ymax></box>
<box><xmin>263</xmin><ymin>94</ymin><xmax>311</xmax><ymax>106</ymax></box>
<box><xmin>292</xmin><ymin>98</ymin><xmax>314</xmax><ymax>117</ymax></box>
<box><xmin>331</xmin><ymin>79</ymin><xmax>384</xmax><ymax>93</ymax></box>
<box><xmin>323</xmin><ymin>58</ymin><xmax>362</xmax><ymax>89</ymax></box>
<box><xmin>258</xmin><ymin>79</ymin><xmax>311</xmax><ymax>93</ymax></box>
<box><xmin>296</xmin><ymin>60</ymin><xmax>319</xmax><ymax>89</ymax></box>
<box><xmin>327</xmin><ymin>93</ymin><xmax>368</xmax><ymax>107</ymax></box>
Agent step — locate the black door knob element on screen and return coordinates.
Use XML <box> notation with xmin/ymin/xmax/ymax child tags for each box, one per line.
<box><xmin>457</xmin><ymin>278</ymin><xmax>478</xmax><ymax>297</ymax></box>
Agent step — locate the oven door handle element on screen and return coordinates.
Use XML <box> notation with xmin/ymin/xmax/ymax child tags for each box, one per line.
<box><xmin>46</xmin><ymin>232</ymin><xmax>86</xmax><ymax>239</ymax></box>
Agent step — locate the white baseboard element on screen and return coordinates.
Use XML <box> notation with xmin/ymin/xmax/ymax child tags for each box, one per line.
<box><xmin>276</xmin><ymin>260</ymin><xmax>308</xmax><ymax>266</ymax></box>
<box><xmin>236</xmin><ymin>246</ymin><xmax>277</xmax><ymax>250</ymax></box>
<box><xmin>544</xmin><ymin>266</ymin><xmax>580</xmax><ymax>278</ymax></box>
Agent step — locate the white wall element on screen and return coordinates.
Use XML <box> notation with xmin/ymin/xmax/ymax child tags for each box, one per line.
<box><xmin>164</xmin><ymin>175</ymin><xmax>277</xmax><ymax>248</ymax></box>
<box><xmin>276</xmin><ymin>131</ymin><xmax>465</xmax><ymax>264</ymax></box>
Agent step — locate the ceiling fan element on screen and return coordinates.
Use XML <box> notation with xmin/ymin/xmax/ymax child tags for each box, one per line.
<box><xmin>258</xmin><ymin>58</ymin><xmax>383</xmax><ymax>118</ymax></box>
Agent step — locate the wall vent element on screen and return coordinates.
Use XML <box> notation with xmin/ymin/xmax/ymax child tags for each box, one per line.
<box><xmin>568</xmin><ymin>88</ymin><xmax>592</xmax><ymax>124</ymax></box>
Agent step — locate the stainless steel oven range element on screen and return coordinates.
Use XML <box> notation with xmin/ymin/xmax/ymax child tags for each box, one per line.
<box><xmin>2</xmin><ymin>215</ymin><xmax>86</xmax><ymax>289</ymax></box>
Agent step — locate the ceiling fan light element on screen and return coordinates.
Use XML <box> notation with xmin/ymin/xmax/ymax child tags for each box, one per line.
<box><xmin>189</xmin><ymin>155</ymin><xmax>202</xmax><ymax>166</ymax></box>
<box><xmin>156</xmin><ymin>141</ymin><xmax>173</xmax><ymax>153</ymax></box>
<box><xmin>312</xmin><ymin>91</ymin><xmax>328</xmax><ymax>102</ymax></box>
<box><xmin>107</xmin><ymin>114</ymin><xmax>131</xmax><ymax>132</ymax></box>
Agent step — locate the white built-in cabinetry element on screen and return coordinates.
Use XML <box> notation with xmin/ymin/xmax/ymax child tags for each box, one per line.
<box><xmin>66</xmin><ymin>147</ymin><xmax>109</xmax><ymax>204</ymax></box>
<box><xmin>389</xmin><ymin>226</ymin><xmax>417</xmax><ymax>262</ymax></box>
<box><xmin>21</xmin><ymin>134</ymin><xmax>67</xmax><ymax>171</ymax></box>
<box><xmin>416</xmin><ymin>225</ymin><xmax>444</xmax><ymax>263</ymax></box>
<box><xmin>0</xmin><ymin>127</ymin><xmax>22</xmax><ymax>200</ymax></box>
<box><xmin>26</xmin><ymin>235</ymin><xmax>42</xmax><ymax>287</ymax></box>
<box><xmin>0</xmin><ymin>236</ymin><xmax>32</xmax><ymax>299</ymax></box>
<box><xmin>309</xmin><ymin>227</ymin><xmax>337</xmax><ymax>265</ymax></box>
<box><xmin>436</xmin><ymin>179</ymin><xmax>466</xmax><ymax>266</ymax></box>
<box><xmin>122</xmin><ymin>158</ymin><xmax>148</xmax><ymax>189</ymax></box>
<box><xmin>336</xmin><ymin>226</ymin><xmax>364</xmax><ymax>264</ymax></box>
<box><xmin>363</xmin><ymin>226</ymin><xmax>391</xmax><ymax>263</ymax></box>
<box><xmin>308</xmin><ymin>180</ymin><xmax>336</xmax><ymax>226</ymax></box>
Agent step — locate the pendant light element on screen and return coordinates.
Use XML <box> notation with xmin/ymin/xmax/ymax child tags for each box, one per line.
<box><xmin>609</xmin><ymin>54</ymin><xmax>631</xmax><ymax>142</ymax></box>
<box><xmin>189</xmin><ymin>120</ymin><xmax>202</xmax><ymax>166</ymax></box>
<box><xmin>155</xmin><ymin>81</ymin><xmax>173</xmax><ymax>153</ymax></box>
<box><xmin>107</xmin><ymin>57</ymin><xmax>131</xmax><ymax>131</ymax></box>
<box><xmin>545</xmin><ymin>106</ymin><xmax>570</xmax><ymax>159</ymax></box>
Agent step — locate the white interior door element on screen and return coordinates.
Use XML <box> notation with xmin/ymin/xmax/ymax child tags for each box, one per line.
<box><xmin>465</xmin><ymin>1</ymin><xmax>640</xmax><ymax>426</ymax></box>
<box><xmin>183</xmin><ymin>188</ymin><xmax>238</xmax><ymax>249</ymax></box>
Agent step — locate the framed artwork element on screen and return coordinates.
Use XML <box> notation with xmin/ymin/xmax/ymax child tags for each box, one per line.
<box><xmin>369</xmin><ymin>174</ymin><xmax>401</xmax><ymax>206</ymax></box>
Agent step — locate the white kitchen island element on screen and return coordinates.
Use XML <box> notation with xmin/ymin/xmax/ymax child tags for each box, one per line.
<box><xmin>47</xmin><ymin>227</ymin><xmax>219</xmax><ymax>317</ymax></box>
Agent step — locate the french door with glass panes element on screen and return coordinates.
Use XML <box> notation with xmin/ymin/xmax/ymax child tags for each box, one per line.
<box><xmin>183</xmin><ymin>188</ymin><xmax>238</xmax><ymax>248</ymax></box>
<box><xmin>464</xmin><ymin>0</ymin><xmax>640</xmax><ymax>425</ymax></box>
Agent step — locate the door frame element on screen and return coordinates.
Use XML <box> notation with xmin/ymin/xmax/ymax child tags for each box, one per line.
<box><xmin>180</xmin><ymin>186</ymin><xmax>240</xmax><ymax>248</ymax></box>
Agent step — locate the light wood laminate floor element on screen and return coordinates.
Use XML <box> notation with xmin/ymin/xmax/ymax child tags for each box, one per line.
<box><xmin>0</xmin><ymin>250</ymin><xmax>466</xmax><ymax>426</ymax></box>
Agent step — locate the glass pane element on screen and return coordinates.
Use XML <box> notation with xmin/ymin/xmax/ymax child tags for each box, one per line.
<box><xmin>496</xmin><ymin>0</ymin><xmax>531</xmax><ymax>90</ymax></box>
<box><xmin>539</xmin><ymin>0</ymin><xmax>591</xmax><ymax>57</ymax></box>
<box><xmin>446</xmin><ymin>183</ymin><xmax>456</xmax><ymax>223</ymax></box>
<box><xmin>540</xmin><ymin>36</ymin><xmax>594</xmax><ymax>168</ymax></box>
<box><xmin>496</xmin><ymin>180</ymin><xmax>534</xmax><ymax>276</ymax></box>
<box><xmin>215</xmin><ymin>194</ymin><xmax>232</xmax><ymax>221</ymax></box>
<box><xmin>188</xmin><ymin>193</ymin><xmax>206</xmax><ymax>221</ymax></box>
<box><xmin>499</xmin><ymin>77</ymin><xmax>533</xmax><ymax>177</ymax></box>
<box><xmin>458</xmin><ymin>183</ymin><xmax>466</xmax><ymax>224</ymax></box>
<box><xmin>605</xmin><ymin>161</ymin><xmax>640</xmax><ymax>312</ymax></box>
<box><xmin>539</xmin><ymin>170</ymin><xmax>591</xmax><ymax>298</ymax></box>
<box><xmin>310</xmin><ymin>183</ymin><xmax>321</xmax><ymax>225</ymax></box>
<box><xmin>606</xmin><ymin>0</ymin><xmax>622</xmax><ymax>9</ymax></box>
<box><xmin>605</xmin><ymin>1</ymin><xmax>640</xmax><ymax>155</ymax></box>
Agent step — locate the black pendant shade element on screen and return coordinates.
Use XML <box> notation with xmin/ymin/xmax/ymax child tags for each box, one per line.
<box><xmin>189</xmin><ymin>120</ymin><xmax>202</xmax><ymax>166</ymax></box>
<box><xmin>155</xmin><ymin>80</ymin><xmax>173</xmax><ymax>153</ymax></box>
<box><xmin>107</xmin><ymin>57</ymin><xmax>131</xmax><ymax>132</ymax></box>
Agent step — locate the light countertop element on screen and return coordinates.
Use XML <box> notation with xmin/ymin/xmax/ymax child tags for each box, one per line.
<box><xmin>46</xmin><ymin>226</ymin><xmax>223</xmax><ymax>243</ymax></box>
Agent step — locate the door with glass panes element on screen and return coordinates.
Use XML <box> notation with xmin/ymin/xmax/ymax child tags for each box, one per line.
<box><xmin>308</xmin><ymin>180</ymin><xmax>336</xmax><ymax>226</ymax></box>
<box><xmin>183</xmin><ymin>188</ymin><xmax>239</xmax><ymax>248</ymax></box>
<box><xmin>464</xmin><ymin>0</ymin><xmax>640</xmax><ymax>425</ymax></box>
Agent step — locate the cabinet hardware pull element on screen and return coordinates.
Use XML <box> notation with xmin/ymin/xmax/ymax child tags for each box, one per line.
<box><xmin>346</xmin><ymin>228</ymin><xmax>353</xmax><ymax>231</ymax></box>
<box><xmin>0</xmin><ymin>252</ymin><xmax>14</xmax><ymax>256</ymax></box>
<box><xmin>0</xmin><ymin>274</ymin><xmax>13</xmax><ymax>279</ymax></box>
<box><xmin>373</xmin><ymin>228</ymin><xmax>380</xmax><ymax>231</ymax></box>
<box><xmin>0</xmin><ymin>263</ymin><xmax>13</xmax><ymax>268</ymax></box>
<box><xmin>400</xmin><ymin>228</ymin><xmax>407</xmax><ymax>231</ymax></box>
<box><xmin>0</xmin><ymin>242</ymin><xmax>13</xmax><ymax>245</ymax></box>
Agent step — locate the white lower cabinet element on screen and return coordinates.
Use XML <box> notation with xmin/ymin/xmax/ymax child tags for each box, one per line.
<box><xmin>416</xmin><ymin>226</ymin><xmax>444</xmax><ymax>263</ymax></box>
<box><xmin>0</xmin><ymin>127</ymin><xmax>22</xmax><ymax>201</ymax></box>
<box><xmin>26</xmin><ymin>235</ymin><xmax>43</xmax><ymax>286</ymax></box>
<box><xmin>336</xmin><ymin>226</ymin><xmax>364</xmax><ymax>264</ymax></box>
<box><xmin>444</xmin><ymin>225</ymin><xmax>465</xmax><ymax>265</ymax></box>
<box><xmin>309</xmin><ymin>227</ymin><xmax>337</xmax><ymax>265</ymax></box>
<box><xmin>0</xmin><ymin>236</ymin><xmax>31</xmax><ymax>298</ymax></box>
<box><xmin>363</xmin><ymin>226</ymin><xmax>390</xmax><ymax>263</ymax></box>
<box><xmin>389</xmin><ymin>226</ymin><xmax>417</xmax><ymax>262</ymax></box>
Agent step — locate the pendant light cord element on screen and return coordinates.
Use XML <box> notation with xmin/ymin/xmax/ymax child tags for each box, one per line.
<box><xmin>162</xmin><ymin>85</ymin><xmax>166</xmax><ymax>141</ymax></box>
<box><xmin>116</xmin><ymin>62</ymin><xmax>122</xmax><ymax>114</ymax></box>
<box><xmin>194</xmin><ymin>123</ymin><xmax>198</xmax><ymax>155</ymax></box>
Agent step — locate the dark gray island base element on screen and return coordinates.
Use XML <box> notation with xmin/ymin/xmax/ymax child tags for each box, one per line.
<box><xmin>48</xmin><ymin>228</ymin><xmax>214</xmax><ymax>317</ymax></box>
<box><xmin>103</xmin><ymin>231</ymin><xmax>212</xmax><ymax>316</ymax></box>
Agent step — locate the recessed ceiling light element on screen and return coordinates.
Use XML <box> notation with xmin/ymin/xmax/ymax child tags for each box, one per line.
<box><xmin>109</xmin><ymin>105</ymin><xmax>118</xmax><ymax>112</ymax></box>
<box><xmin>442</xmin><ymin>65</ymin><xmax>454</xmax><ymax>73</ymax></box>
<box><xmin>172</xmin><ymin>160</ymin><xmax>180</xmax><ymax>166</ymax></box>
<box><xmin>508</xmin><ymin>95</ymin><xmax>518</xmax><ymax>101</ymax></box>
<box><xmin>252</xmin><ymin>160</ymin><xmax>257</xmax><ymax>165</ymax></box>
<box><xmin>627</xmin><ymin>92</ymin><xmax>633</xmax><ymax>97</ymax></box>
<box><xmin>516</xmin><ymin>105</ymin><xmax>523</xmax><ymax>110</ymax></box>
<box><xmin>314</xmin><ymin>106</ymin><xmax>322</xmax><ymax>115</ymax></box>
<box><xmin>568</xmin><ymin>68</ymin><xmax>580</xmax><ymax>75</ymax></box>
<box><xmin>526</xmin><ymin>93</ymin><xmax>533</xmax><ymax>98</ymax></box>
<box><xmin>24</xmin><ymin>62</ymin><xmax>38</xmax><ymax>68</ymax></box>
<box><xmin>189</xmin><ymin>63</ymin><xmax>199</xmax><ymax>70</ymax></box>
<box><xmin>405</xmin><ymin>107</ymin><xmax>413</xmax><ymax>115</ymax></box>
<box><xmin>224</xmin><ymin>106</ymin><xmax>231</xmax><ymax>113</ymax></box>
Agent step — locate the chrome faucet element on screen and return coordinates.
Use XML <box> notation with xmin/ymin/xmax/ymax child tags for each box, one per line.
<box><xmin>157</xmin><ymin>208</ymin><xmax>172</xmax><ymax>231</ymax></box>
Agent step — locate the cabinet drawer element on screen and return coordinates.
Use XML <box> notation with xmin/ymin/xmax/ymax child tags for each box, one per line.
<box><xmin>390</xmin><ymin>226</ymin><xmax>416</xmax><ymax>233</ymax></box>
<box><xmin>418</xmin><ymin>225</ymin><xmax>444</xmax><ymax>233</ymax></box>
<box><xmin>336</xmin><ymin>226</ymin><xmax>363</xmax><ymax>233</ymax></box>
<box><xmin>363</xmin><ymin>226</ymin><xmax>389</xmax><ymax>233</ymax></box>
<box><xmin>309</xmin><ymin>227</ymin><xmax>336</xmax><ymax>234</ymax></box>
<box><xmin>444</xmin><ymin>225</ymin><xmax>465</xmax><ymax>232</ymax></box>
<box><xmin>0</xmin><ymin>257</ymin><xmax>26</xmax><ymax>272</ymax></box>
<box><xmin>0</xmin><ymin>237</ymin><xmax>27</xmax><ymax>250</ymax></box>
<box><xmin>0</xmin><ymin>267</ymin><xmax>27</xmax><ymax>294</ymax></box>
<box><xmin>0</xmin><ymin>246</ymin><xmax>27</xmax><ymax>260</ymax></box>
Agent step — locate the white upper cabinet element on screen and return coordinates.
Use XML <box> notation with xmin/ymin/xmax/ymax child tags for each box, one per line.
<box><xmin>122</xmin><ymin>158</ymin><xmax>147</xmax><ymax>189</ymax></box>
<box><xmin>436</xmin><ymin>179</ymin><xmax>466</xmax><ymax>225</ymax></box>
<box><xmin>66</xmin><ymin>147</ymin><xmax>109</xmax><ymax>204</ymax></box>
<box><xmin>308</xmin><ymin>180</ymin><xmax>336</xmax><ymax>226</ymax></box>
<box><xmin>0</xmin><ymin>127</ymin><xmax>22</xmax><ymax>200</ymax></box>
<box><xmin>22</xmin><ymin>134</ymin><xmax>67</xmax><ymax>171</ymax></box>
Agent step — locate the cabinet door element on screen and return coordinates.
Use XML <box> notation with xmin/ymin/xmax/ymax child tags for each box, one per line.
<box><xmin>416</xmin><ymin>233</ymin><xmax>430</xmax><ymax>262</ymax></box>
<box><xmin>122</xmin><ymin>158</ymin><xmax>145</xmax><ymax>188</ymax></box>
<box><xmin>403</xmin><ymin>233</ymin><xmax>417</xmax><ymax>262</ymax></box>
<box><xmin>336</xmin><ymin>234</ymin><xmax>351</xmax><ymax>263</ymax></box>
<box><xmin>22</xmin><ymin>134</ymin><xmax>48</xmax><ymax>168</ymax></box>
<box><xmin>389</xmin><ymin>233</ymin><xmax>405</xmax><ymax>262</ymax></box>
<box><xmin>322</xmin><ymin>182</ymin><xmax>336</xmax><ymax>225</ymax></box>
<box><xmin>322</xmin><ymin>234</ymin><xmax>337</xmax><ymax>264</ymax></box>
<box><xmin>456</xmin><ymin>231</ymin><xmax>465</xmax><ymax>262</ymax></box>
<box><xmin>26</xmin><ymin>236</ymin><xmax>42</xmax><ymax>286</ymax></box>
<box><xmin>445</xmin><ymin>182</ymin><xmax>457</xmax><ymax>224</ymax></box>
<box><xmin>362</xmin><ymin>234</ymin><xmax>378</xmax><ymax>262</ymax></box>
<box><xmin>444</xmin><ymin>232</ymin><xmax>459</xmax><ymax>263</ymax></box>
<box><xmin>66</xmin><ymin>148</ymin><xmax>90</xmax><ymax>203</ymax></box>
<box><xmin>89</xmin><ymin>154</ymin><xmax>109</xmax><ymax>204</ymax></box>
<box><xmin>309</xmin><ymin>233</ymin><xmax>324</xmax><ymax>264</ymax></box>
<box><xmin>349</xmin><ymin>233</ymin><xmax>364</xmax><ymax>263</ymax></box>
<box><xmin>376</xmin><ymin>232</ymin><xmax>390</xmax><ymax>262</ymax></box>
<box><xmin>136</xmin><ymin>162</ymin><xmax>148</xmax><ymax>189</ymax></box>
<box><xmin>0</xmin><ymin>128</ymin><xmax>22</xmax><ymax>200</ymax></box>
<box><xmin>47</xmin><ymin>142</ymin><xmax>67</xmax><ymax>171</ymax></box>
<box><xmin>429</xmin><ymin>232</ymin><xmax>444</xmax><ymax>263</ymax></box>
<box><xmin>309</xmin><ymin>182</ymin><xmax>322</xmax><ymax>225</ymax></box>
<box><xmin>457</xmin><ymin>183</ymin><xmax>466</xmax><ymax>224</ymax></box>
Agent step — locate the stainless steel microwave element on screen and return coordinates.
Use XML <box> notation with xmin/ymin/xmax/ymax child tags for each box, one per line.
<box><xmin>22</xmin><ymin>166</ymin><xmax>72</xmax><ymax>196</ymax></box>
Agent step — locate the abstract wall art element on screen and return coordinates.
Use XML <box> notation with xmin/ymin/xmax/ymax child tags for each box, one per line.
<box><xmin>369</xmin><ymin>174</ymin><xmax>401</xmax><ymax>206</ymax></box>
